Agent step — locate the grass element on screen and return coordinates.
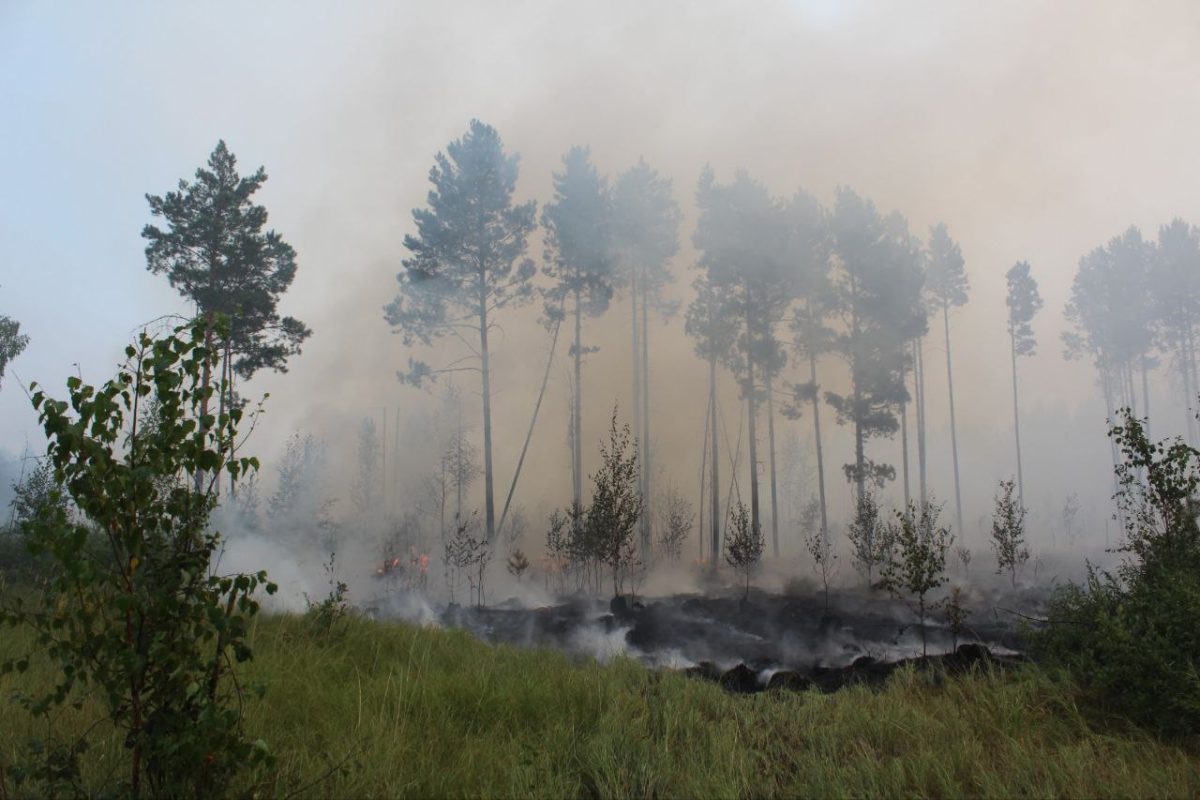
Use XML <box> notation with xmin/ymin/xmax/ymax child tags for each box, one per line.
<box><xmin>2</xmin><ymin>612</ymin><xmax>1199</xmax><ymax>798</ymax></box>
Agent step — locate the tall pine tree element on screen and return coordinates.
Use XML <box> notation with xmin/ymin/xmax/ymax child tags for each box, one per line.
<box><xmin>542</xmin><ymin>146</ymin><xmax>615</xmax><ymax>514</ymax></box>
<box><xmin>385</xmin><ymin>120</ymin><xmax>537</xmax><ymax>542</ymax></box>
<box><xmin>610</xmin><ymin>159</ymin><xmax>680</xmax><ymax>559</ymax></box>
<box><xmin>925</xmin><ymin>222</ymin><xmax>969</xmax><ymax>533</ymax></box>
<box><xmin>1006</xmin><ymin>261</ymin><xmax>1042</xmax><ymax>508</ymax></box>
<box><xmin>825</xmin><ymin>189</ymin><xmax>926</xmax><ymax>500</ymax></box>
<box><xmin>144</xmin><ymin>140</ymin><xmax>310</xmax><ymax>495</ymax></box>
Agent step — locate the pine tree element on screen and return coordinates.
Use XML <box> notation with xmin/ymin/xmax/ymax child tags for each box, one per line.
<box><xmin>610</xmin><ymin>159</ymin><xmax>681</xmax><ymax>559</ymax></box>
<box><xmin>825</xmin><ymin>190</ymin><xmax>926</xmax><ymax>498</ymax></box>
<box><xmin>685</xmin><ymin>275</ymin><xmax>739</xmax><ymax>573</ymax></box>
<box><xmin>1149</xmin><ymin>219</ymin><xmax>1200</xmax><ymax>442</ymax></box>
<box><xmin>786</xmin><ymin>188</ymin><xmax>834</xmax><ymax>546</ymax></box>
<box><xmin>693</xmin><ymin>169</ymin><xmax>792</xmax><ymax>556</ymax></box>
<box><xmin>384</xmin><ymin>120</ymin><xmax>537</xmax><ymax>543</ymax></box>
<box><xmin>1006</xmin><ymin>261</ymin><xmax>1043</xmax><ymax>508</ymax></box>
<box><xmin>925</xmin><ymin>222</ymin><xmax>969</xmax><ymax>533</ymax></box>
<box><xmin>542</xmin><ymin>147</ymin><xmax>615</xmax><ymax>515</ymax></box>
<box><xmin>143</xmin><ymin>141</ymin><xmax>310</xmax><ymax>496</ymax></box>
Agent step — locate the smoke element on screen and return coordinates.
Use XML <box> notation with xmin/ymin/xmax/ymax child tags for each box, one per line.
<box><xmin>5</xmin><ymin>0</ymin><xmax>1199</xmax><ymax>581</ymax></box>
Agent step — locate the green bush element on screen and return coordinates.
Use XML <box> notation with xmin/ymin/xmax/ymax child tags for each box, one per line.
<box><xmin>0</xmin><ymin>319</ymin><xmax>276</xmax><ymax>797</ymax></box>
<box><xmin>1034</xmin><ymin>409</ymin><xmax>1200</xmax><ymax>736</ymax></box>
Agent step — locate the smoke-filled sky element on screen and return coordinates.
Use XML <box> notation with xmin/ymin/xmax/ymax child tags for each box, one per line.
<box><xmin>3</xmin><ymin>0</ymin><xmax>1199</xmax><ymax>548</ymax></box>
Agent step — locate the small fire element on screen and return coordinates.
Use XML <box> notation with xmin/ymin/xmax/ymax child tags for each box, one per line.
<box><xmin>374</xmin><ymin>550</ymin><xmax>430</xmax><ymax>590</ymax></box>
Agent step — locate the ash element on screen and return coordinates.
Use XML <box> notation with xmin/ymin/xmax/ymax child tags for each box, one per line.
<box><xmin>366</xmin><ymin>585</ymin><xmax>1031</xmax><ymax>694</ymax></box>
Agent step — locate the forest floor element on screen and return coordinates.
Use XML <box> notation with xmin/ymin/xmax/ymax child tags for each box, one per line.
<box><xmin>2</xmin><ymin>612</ymin><xmax>1199</xmax><ymax>798</ymax></box>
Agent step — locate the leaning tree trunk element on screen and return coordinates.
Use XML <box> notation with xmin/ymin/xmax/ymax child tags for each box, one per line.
<box><xmin>766</xmin><ymin>368</ymin><xmax>780</xmax><ymax>558</ymax></box>
<box><xmin>498</xmin><ymin>316</ymin><xmax>562</xmax><ymax>536</ymax></box>
<box><xmin>808</xmin><ymin>351</ymin><xmax>830</xmax><ymax>545</ymax></box>
<box><xmin>480</xmin><ymin>292</ymin><xmax>497</xmax><ymax>542</ymax></box>
<box><xmin>1009</xmin><ymin>330</ymin><xmax>1025</xmax><ymax>511</ymax></box>
<box><xmin>943</xmin><ymin>304</ymin><xmax>964</xmax><ymax>534</ymax></box>
<box><xmin>641</xmin><ymin>278</ymin><xmax>652</xmax><ymax>559</ymax></box>
<box><xmin>709</xmin><ymin>353</ymin><xmax>721</xmax><ymax>574</ymax></box>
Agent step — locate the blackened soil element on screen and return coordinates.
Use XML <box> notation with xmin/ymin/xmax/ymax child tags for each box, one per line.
<box><xmin>430</xmin><ymin>587</ymin><xmax>1028</xmax><ymax>694</ymax></box>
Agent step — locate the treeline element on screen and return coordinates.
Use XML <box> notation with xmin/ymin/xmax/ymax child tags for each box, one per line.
<box><xmin>387</xmin><ymin>119</ymin><xmax>1050</xmax><ymax>563</ymax></box>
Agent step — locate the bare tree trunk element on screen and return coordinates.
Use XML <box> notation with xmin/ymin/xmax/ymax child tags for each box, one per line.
<box><xmin>455</xmin><ymin>405</ymin><xmax>465</xmax><ymax>520</ymax></box>
<box><xmin>901</xmin><ymin>358</ymin><xmax>911</xmax><ymax>509</ymax></box>
<box><xmin>943</xmin><ymin>305</ymin><xmax>964</xmax><ymax>533</ymax></box>
<box><xmin>709</xmin><ymin>354</ymin><xmax>720</xmax><ymax>574</ymax></box>
<box><xmin>1180</xmin><ymin>338</ymin><xmax>1194</xmax><ymax>444</ymax></box>
<box><xmin>382</xmin><ymin>406</ymin><xmax>388</xmax><ymax>515</ymax></box>
<box><xmin>766</xmin><ymin>369</ymin><xmax>779</xmax><ymax>558</ymax></box>
<box><xmin>196</xmin><ymin>310</ymin><xmax>215</xmax><ymax>494</ymax></box>
<box><xmin>1141</xmin><ymin>352</ymin><xmax>1151</xmax><ymax>440</ymax></box>
<box><xmin>808</xmin><ymin>351</ymin><xmax>829</xmax><ymax>545</ymax></box>
<box><xmin>631</xmin><ymin>270</ymin><xmax>639</xmax><ymax>463</ymax></box>
<box><xmin>641</xmin><ymin>278</ymin><xmax>652</xmax><ymax>559</ymax></box>
<box><xmin>914</xmin><ymin>338</ymin><xmax>928</xmax><ymax>505</ymax></box>
<box><xmin>745</xmin><ymin>349</ymin><xmax>762</xmax><ymax>543</ymax></box>
<box><xmin>480</xmin><ymin>293</ymin><xmax>496</xmax><ymax>543</ymax></box>
<box><xmin>699</xmin><ymin>388</ymin><xmax>710</xmax><ymax>563</ymax></box>
<box><xmin>573</xmin><ymin>289</ymin><xmax>583</xmax><ymax>513</ymax></box>
<box><xmin>1188</xmin><ymin>325</ymin><xmax>1200</xmax><ymax>444</ymax></box>
<box><xmin>1102</xmin><ymin>369</ymin><xmax>1122</xmax><ymax>521</ymax></box>
<box><xmin>393</xmin><ymin>407</ymin><xmax>400</xmax><ymax>518</ymax></box>
<box><xmin>1010</xmin><ymin>330</ymin><xmax>1025</xmax><ymax>510</ymax></box>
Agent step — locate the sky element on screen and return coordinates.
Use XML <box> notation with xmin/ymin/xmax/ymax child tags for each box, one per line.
<box><xmin>2</xmin><ymin>0</ymin><xmax>1199</xmax><ymax>550</ymax></box>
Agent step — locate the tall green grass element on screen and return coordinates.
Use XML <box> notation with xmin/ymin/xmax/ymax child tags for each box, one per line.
<box><xmin>3</xmin><ymin>613</ymin><xmax>1198</xmax><ymax>798</ymax></box>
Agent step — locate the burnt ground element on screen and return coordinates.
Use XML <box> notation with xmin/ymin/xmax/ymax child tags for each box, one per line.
<box><xmin>395</xmin><ymin>586</ymin><xmax>1032</xmax><ymax>695</ymax></box>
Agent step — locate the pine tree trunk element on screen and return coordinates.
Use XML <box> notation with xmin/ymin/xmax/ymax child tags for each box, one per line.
<box><xmin>746</xmin><ymin>353</ymin><xmax>762</xmax><ymax>544</ymax></box>
<box><xmin>1188</xmin><ymin>325</ymin><xmax>1200</xmax><ymax>444</ymax></box>
<box><xmin>1141</xmin><ymin>352</ymin><xmax>1151</xmax><ymax>440</ymax></box>
<box><xmin>943</xmin><ymin>305</ymin><xmax>964</xmax><ymax>533</ymax></box>
<box><xmin>901</xmin><ymin>360</ymin><xmax>911</xmax><ymax>509</ymax></box>
<box><xmin>915</xmin><ymin>338</ymin><xmax>928</xmax><ymax>505</ymax></box>
<box><xmin>1010</xmin><ymin>330</ymin><xmax>1024</xmax><ymax>510</ymax></box>
<box><xmin>480</xmin><ymin>293</ymin><xmax>497</xmax><ymax>542</ymax></box>
<box><xmin>766</xmin><ymin>369</ymin><xmax>779</xmax><ymax>558</ymax></box>
<box><xmin>573</xmin><ymin>289</ymin><xmax>583</xmax><ymax>513</ymax></box>
<box><xmin>808</xmin><ymin>347</ymin><xmax>829</xmax><ymax>544</ymax></box>
<box><xmin>1180</xmin><ymin>339</ymin><xmax>1194</xmax><ymax>444</ymax></box>
<box><xmin>709</xmin><ymin>354</ymin><xmax>721</xmax><ymax>574</ymax></box>
<box><xmin>641</xmin><ymin>279</ymin><xmax>652</xmax><ymax>559</ymax></box>
<box><xmin>631</xmin><ymin>270</ymin><xmax>639</xmax><ymax>462</ymax></box>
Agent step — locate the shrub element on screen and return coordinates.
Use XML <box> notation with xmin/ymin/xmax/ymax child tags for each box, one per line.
<box><xmin>725</xmin><ymin>502</ymin><xmax>763</xmax><ymax>600</ymax></box>
<box><xmin>1033</xmin><ymin>408</ymin><xmax>1200</xmax><ymax>736</ymax></box>
<box><xmin>0</xmin><ymin>319</ymin><xmax>276</xmax><ymax>796</ymax></box>
<box><xmin>880</xmin><ymin>500</ymin><xmax>953</xmax><ymax>657</ymax></box>
<box><xmin>991</xmin><ymin>478</ymin><xmax>1029</xmax><ymax>587</ymax></box>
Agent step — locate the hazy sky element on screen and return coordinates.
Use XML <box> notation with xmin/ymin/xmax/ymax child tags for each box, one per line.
<box><xmin>3</xmin><ymin>0</ymin><xmax>1199</xmax><ymax>546</ymax></box>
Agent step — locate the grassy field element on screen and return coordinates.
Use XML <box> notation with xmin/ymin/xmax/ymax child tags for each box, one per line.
<box><xmin>2</xmin><ymin>612</ymin><xmax>1199</xmax><ymax>799</ymax></box>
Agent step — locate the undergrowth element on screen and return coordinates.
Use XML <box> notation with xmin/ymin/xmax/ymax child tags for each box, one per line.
<box><xmin>2</xmin><ymin>613</ymin><xmax>1198</xmax><ymax>799</ymax></box>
